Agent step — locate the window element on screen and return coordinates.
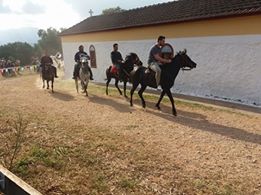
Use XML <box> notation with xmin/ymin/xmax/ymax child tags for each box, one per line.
<box><xmin>89</xmin><ymin>45</ymin><xmax>97</xmax><ymax>68</ymax></box>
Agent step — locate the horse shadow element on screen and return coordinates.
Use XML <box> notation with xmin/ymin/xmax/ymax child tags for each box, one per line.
<box><xmin>49</xmin><ymin>91</ymin><xmax>75</xmax><ymax>101</ymax></box>
<box><xmin>136</xmin><ymin>100</ymin><xmax>261</xmax><ymax>145</ymax></box>
<box><xmin>88</xmin><ymin>94</ymin><xmax>134</xmax><ymax>113</ymax></box>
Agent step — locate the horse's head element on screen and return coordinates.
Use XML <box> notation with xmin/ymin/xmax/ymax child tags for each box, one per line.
<box><xmin>176</xmin><ymin>49</ymin><xmax>197</xmax><ymax>70</ymax></box>
<box><xmin>79</xmin><ymin>54</ymin><xmax>89</xmax><ymax>69</ymax></box>
<box><xmin>125</xmin><ymin>53</ymin><xmax>143</xmax><ymax>67</ymax></box>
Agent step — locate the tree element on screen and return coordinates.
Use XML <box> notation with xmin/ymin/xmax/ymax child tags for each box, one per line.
<box><xmin>36</xmin><ymin>27</ymin><xmax>62</xmax><ymax>55</ymax></box>
<box><xmin>0</xmin><ymin>42</ymin><xmax>34</xmax><ymax>65</ymax></box>
<box><xmin>102</xmin><ymin>6</ymin><xmax>125</xmax><ymax>15</ymax></box>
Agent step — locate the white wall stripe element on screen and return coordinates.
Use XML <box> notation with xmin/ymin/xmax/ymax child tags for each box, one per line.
<box><xmin>62</xmin><ymin>35</ymin><xmax>261</xmax><ymax>107</ymax></box>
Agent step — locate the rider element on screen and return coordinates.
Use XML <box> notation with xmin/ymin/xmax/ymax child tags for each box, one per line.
<box><xmin>148</xmin><ymin>36</ymin><xmax>171</xmax><ymax>87</ymax></box>
<box><xmin>72</xmin><ymin>45</ymin><xmax>94</xmax><ymax>80</ymax></box>
<box><xmin>40</xmin><ymin>50</ymin><xmax>58</xmax><ymax>78</ymax></box>
<box><xmin>111</xmin><ymin>43</ymin><xmax>123</xmax><ymax>78</ymax></box>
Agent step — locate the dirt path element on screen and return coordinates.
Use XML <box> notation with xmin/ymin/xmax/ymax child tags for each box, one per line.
<box><xmin>0</xmin><ymin>75</ymin><xmax>260</xmax><ymax>195</ymax></box>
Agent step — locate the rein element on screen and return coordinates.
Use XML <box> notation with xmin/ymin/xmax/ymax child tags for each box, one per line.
<box><xmin>122</xmin><ymin>68</ymin><xmax>130</xmax><ymax>77</ymax></box>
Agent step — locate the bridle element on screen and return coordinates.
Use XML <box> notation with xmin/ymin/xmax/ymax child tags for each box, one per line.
<box><xmin>182</xmin><ymin>67</ymin><xmax>193</xmax><ymax>71</ymax></box>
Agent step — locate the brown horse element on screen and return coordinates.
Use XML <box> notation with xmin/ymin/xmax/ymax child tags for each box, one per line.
<box><xmin>105</xmin><ymin>53</ymin><xmax>142</xmax><ymax>97</ymax></box>
<box><xmin>42</xmin><ymin>63</ymin><xmax>55</xmax><ymax>93</ymax></box>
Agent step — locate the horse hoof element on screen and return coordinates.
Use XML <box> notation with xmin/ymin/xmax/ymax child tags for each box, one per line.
<box><xmin>156</xmin><ymin>105</ymin><xmax>161</xmax><ymax>110</ymax></box>
<box><xmin>124</xmin><ymin>95</ymin><xmax>128</xmax><ymax>99</ymax></box>
<box><xmin>173</xmin><ymin>111</ymin><xmax>177</xmax><ymax>116</ymax></box>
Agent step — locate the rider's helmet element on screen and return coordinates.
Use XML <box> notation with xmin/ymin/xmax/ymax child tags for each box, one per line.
<box><xmin>161</xmin><ymin>43</ymin><xmax>174</xmax><ymax>59</ymax></box>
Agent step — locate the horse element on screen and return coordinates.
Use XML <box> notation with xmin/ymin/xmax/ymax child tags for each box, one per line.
<box><xmin>130</xmin><ymin>49</ymin><xmax>197</xmax><ymax>116</ymax></box>
<box><xmin>75</xmin><ymin>55</ymin><xmax>90</xmax><ymax>96</ymax></box>
<box><xmin>42</xmin><ymin>63</ymin><xmax>55</xmax><ymax>93</ymax></box>
<box><xmin>105</xmin><ymin>53</ymin><xmax>142</xmax><ymax>97</ymax></box>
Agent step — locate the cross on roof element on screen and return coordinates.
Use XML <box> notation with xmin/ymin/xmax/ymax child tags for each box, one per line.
<box><xmin>89</xmin><ymin>9</ymin><xmax>93</xmax><ymax>17</ymax></box>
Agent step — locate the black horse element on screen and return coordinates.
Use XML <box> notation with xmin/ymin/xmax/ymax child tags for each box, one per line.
<box><xmin>42</xmin><ymin>63</ymin><xmax>55</xmax><ymax>93</ymax></box>
<box><xmin>105</xmin><ymin>53</ymin><xmax>142</xmax><ymax>97</ymax></box>
<box><xmin>130</xmin><ymin>50</ymin><xmax>197</xmax><ymax>116</ymax></box>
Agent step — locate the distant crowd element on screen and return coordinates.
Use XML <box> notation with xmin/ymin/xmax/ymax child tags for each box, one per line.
<box><xmin>0</xmin><ymin>57</ymin><xmax>40</xmax><ymax>77</ymax></box>
<box><xmin>0</xmin><ymin>58</ymin><xmax>20</xmax><ymax>69</ymax></box>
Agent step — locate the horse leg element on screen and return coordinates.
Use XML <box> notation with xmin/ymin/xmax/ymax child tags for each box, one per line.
<box><xmin>123</xmin><ymin>81</ymin><xmax>128</xmax><ymax>98</ymax></box>
<box><xmin>75</xmin><ymin>79</ymin><xmax>79</xmax><ymax>93</ymax></box>
<box><xmin>86</xmin><ymin>79</ymin><xmax>89</xmax><ymax>97</ymax></box>
<box><xmin>138</xmin><ymin>85</ymin><xmax>147</xmax><ymax>108</ymax></box>
<box><xmin>47</xmin><ymin>80</ymin><xmax>49</xmax><ymax>89</ymax></box>
<box><xmin>165</xmin><ymin>89</ymin><xmax>177</xmax><ymax>116</ymax></box>
<box><xmin>156</xmin><ymin>90</ymin><xmax>166</xmax><ymax>110</ymax></box>
<box><xmin>81</xmin><ymin>81</ymin><xmax>85</xmax><ymax>92</ymax></box>
<box><xmin>42</xmin><ymin>79</ymin><xmax>45</xmax><ymax>89</ymax></box>
<box><xmin>106</xmin><ymin>77</ymin><xmax>111</xmax><ymax>95</ymax></box>
<box><xmin>51</xmin><ymin>79</ymin><xmax>54</xmax><ymax>93</ymax></box>
<box><xmin>130</xmin><ymin>82</ymin><xmax>139</xmax><ymax>107</ymax></box>
<box><xmin>115</xmin><ymin>79</ymin><xmax>122</xmax><ymax>95</ymax></box>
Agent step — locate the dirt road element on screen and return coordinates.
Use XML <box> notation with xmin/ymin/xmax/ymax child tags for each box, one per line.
<box><xmin>0</xmin><ymin>74</ymin><xmax>260</xmax><ymax>195</ymax></box>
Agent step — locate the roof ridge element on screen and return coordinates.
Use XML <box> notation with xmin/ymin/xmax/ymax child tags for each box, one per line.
<box><xmin>60</xmin><ymin>0</ymin><xmax>261</xmax><ymax>36</ymax></box>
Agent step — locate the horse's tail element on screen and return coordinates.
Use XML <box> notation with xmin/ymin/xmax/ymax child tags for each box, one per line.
<box><xmin>105</xmin><ymin>66</ymin><xmax>112</xmax><ymax>80</ymax></box>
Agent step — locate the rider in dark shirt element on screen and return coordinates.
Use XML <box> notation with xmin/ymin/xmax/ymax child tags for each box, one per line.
<box><xmin>110</xmin><ymin>43</ymin><xmax>123</xmax><ymax>78</ymax></box>
<box><xmin>40</xmin><ymin>50</ymin><xmax>58</xmax><ymax>78</ymax></box>
<box><xmin>72</xmin><ymin>45</ymin><xmax>93</xmax><ymax>80</ymax></box>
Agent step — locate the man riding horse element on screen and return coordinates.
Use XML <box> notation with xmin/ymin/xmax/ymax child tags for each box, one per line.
<box><xmin>72</xmin><ymin>45</ymin><xmax>94</xmax><ymax>80</ymax></box>
<box><xmin>40</xmin><ymin>50</ymin><xmax>58</xmax><ymax>78</ymax></box>
<box><xmin>110</xmin><ymin>43</ymin><xmax>124</xmax><ymax>80</ymax></box>
<box><xmin>148</xmin><ymin>35</ymin><xmax>172</xmax><ymax>88</ymax></box>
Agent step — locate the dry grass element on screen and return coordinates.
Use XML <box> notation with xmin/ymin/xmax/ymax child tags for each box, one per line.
<box><xmin>0</xmin><ymin>74</ymin><xmax>260</xmax><ymax>195</ymax></box>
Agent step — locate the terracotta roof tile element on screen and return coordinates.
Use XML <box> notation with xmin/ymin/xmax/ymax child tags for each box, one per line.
<box><xmin>61</xmin><ymin>0</ymin><xmax>261</xmax><ymax>36</ymax></box>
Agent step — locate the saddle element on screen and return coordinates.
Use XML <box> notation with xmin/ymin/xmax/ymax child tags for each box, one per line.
<box><xmin>145</xmin><ymin>65</ymin><xmax>156</xmax><ymax>74</ymax></box>
<box><xmin>110</xmin><ymin>65</ymin><xmax>119</xmax><ymax>75</ymax></box>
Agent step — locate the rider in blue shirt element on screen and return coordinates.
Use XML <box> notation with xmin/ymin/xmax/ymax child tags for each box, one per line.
<box><xmin>72</xmin><ymin>45</ymin><xmax>93</xmax><ymax>80</ymax></box>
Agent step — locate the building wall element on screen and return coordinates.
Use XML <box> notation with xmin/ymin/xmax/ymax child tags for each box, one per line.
<box><xmin>61</xmin><ymin>15</ymin><xmax>261</xmax><ymax>106</ymax></box>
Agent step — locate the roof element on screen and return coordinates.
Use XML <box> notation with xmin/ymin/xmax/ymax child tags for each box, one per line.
<box><xmin>60</xmin><ymin>0</ymin><xmax>261</xmax><ymax>36</ymax></box>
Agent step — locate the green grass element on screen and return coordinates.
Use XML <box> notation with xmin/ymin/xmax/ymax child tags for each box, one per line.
<box><xmin>118</xmin><ymin>177</ymin><xmax>137</xmax><ymax>190</ymax></box>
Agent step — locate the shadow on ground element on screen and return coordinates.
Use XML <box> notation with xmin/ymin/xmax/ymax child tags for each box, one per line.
<box><xmin>49</xmin><ymin>91</ymin><xmax>75</xmax><ymax>101</ymax></box>
<box><xmin>88</xmin><ymin>94</ymin><xmax>134</xmax><ymax>113</ymax></box>
<box><xmin>133</xmin><ymin>99</ymin><xmax>261</xmax><ymax>145</ymax></box>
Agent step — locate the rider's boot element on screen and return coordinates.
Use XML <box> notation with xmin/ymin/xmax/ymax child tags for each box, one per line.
<box><xmin>89</xmin><ymin>66</ymin><xmax>94</xmax><ymax>80</ymax></box>
<box><xmin>54</xmin><ymin>67</ymin><xmax>59</xmax><ymax>78</ymax></box>
<box><xmin>72</xmin><ymin>64</ymin><xmax>78</xmax><ymax>79</ymax></box>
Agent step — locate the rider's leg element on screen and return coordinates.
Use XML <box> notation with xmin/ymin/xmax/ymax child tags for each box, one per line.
<box><xmin>53</xmin><ymin>66</ymin><xmax>58</xmax><ymax>78</ymax></box>
<box><xmin>72</xmin><ymin>64</ymin><xmax>80</xmax><ymax>79</ymax></box>
<box><xmin>149</xmin><ymin>62</ymin><xmax>161</xmax><ymax>87</ymax></box>
<box><xmin>88</xmin><ymin>65</ymin><xmax>94</xmax><ymax>80</ymax></box>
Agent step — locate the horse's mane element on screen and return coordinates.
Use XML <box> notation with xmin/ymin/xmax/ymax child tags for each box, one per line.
<box><xmin>125</xmin><ymin>53</ymin><xmax>137</xmax><ymax>61</ymax></box>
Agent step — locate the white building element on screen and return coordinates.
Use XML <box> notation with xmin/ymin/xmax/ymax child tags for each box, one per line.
<box><xmin>60</xmin><ymin>0</ymin><xmax>261</xmax><ymax>107</ymax></box>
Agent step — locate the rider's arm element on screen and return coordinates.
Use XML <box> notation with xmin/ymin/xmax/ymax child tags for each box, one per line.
<box><xmin>154</xmin><ymin>53</ymin><xmax>171</xmax><ymax>64</ymax></box>
<box><xmin>111</xmin><ymin>52</ymin><xmax>117</xmax><ymax>64</ymax></box>
<box><xmin>50</xmin><ymin>57</ymin><xmax>53</xmax><ymax>64</ymax></box>
<box><xmin>86</xmin><ymin>53</ymin><xmax>90</xmax><ymax>60</ymax></box>
<box><xmin>74</xmin><ymin>53</ymin><xmax>79</xmax><ymax>62</ymax></box>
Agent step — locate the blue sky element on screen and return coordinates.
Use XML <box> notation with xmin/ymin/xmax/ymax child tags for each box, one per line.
<box><xmin>0</xmin><ymin>0</ymin><xmax>172</xmax><ymax>30</ymax></box>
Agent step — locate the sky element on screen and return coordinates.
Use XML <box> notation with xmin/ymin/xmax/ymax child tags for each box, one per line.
<box><xmin>0</xmin><ymin>0</ymin><xmax>171</xmax><ymax>31</ymax></box>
